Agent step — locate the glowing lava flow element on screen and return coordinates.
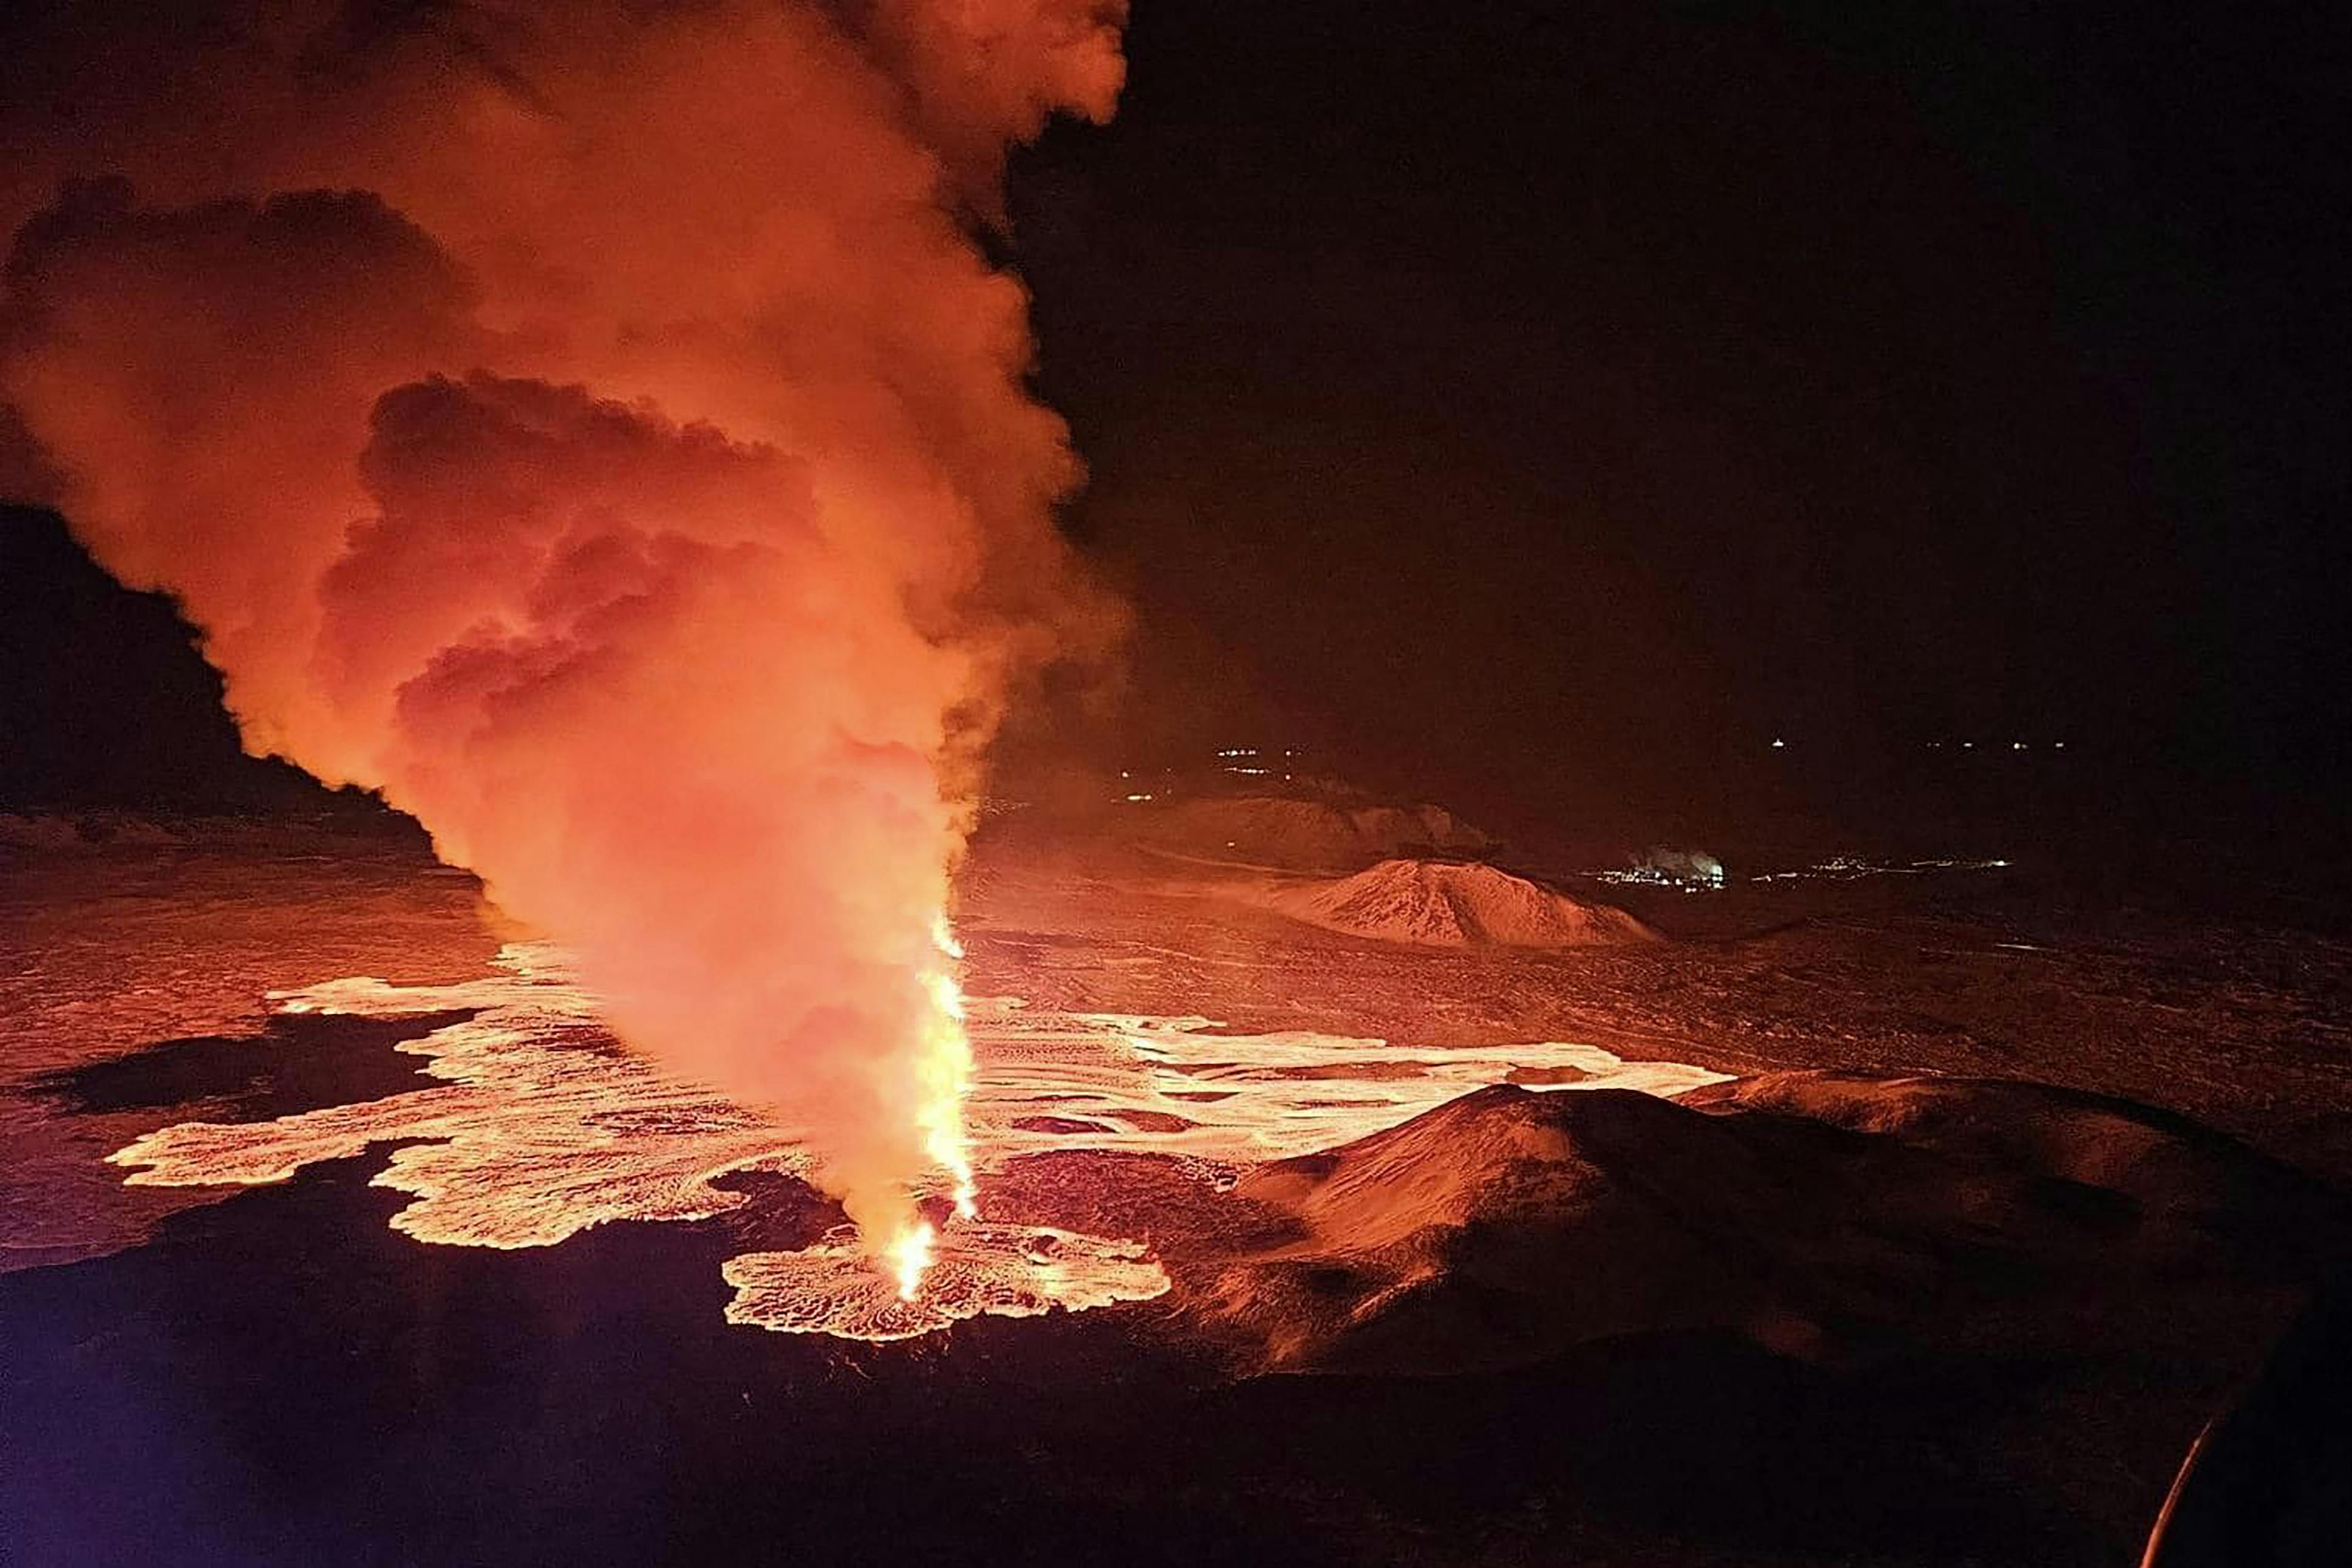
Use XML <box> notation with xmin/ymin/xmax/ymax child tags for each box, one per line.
<box><xmin>107</xmin><ymin>943</ymin><xmax>1731</xmax><ymax>1341</ymax></box>
<box><xmin>889</xmin><ymin>912</ymin><xmax>979</xmax><ymax>1301</ymax></box>
<box><xmin>728</xmin><ymin>1224</ymin><xmax>1168</xmax><ymax>1342</ymax></box>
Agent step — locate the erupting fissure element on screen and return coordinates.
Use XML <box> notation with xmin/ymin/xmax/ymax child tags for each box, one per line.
<box><xmin>104</xmin><ymin>942</ymin><xmax>1729</xmax><ymax>1341</ymax></box>
<box><xmin>892</xmin><ymin>911</ymin><xmax>980</xmax><ymax>1299</ymax></box>
<box><xmin>0</xmin><ymin>1</ymin><xmax>1132</xmax><ymax>1272</ymax></box>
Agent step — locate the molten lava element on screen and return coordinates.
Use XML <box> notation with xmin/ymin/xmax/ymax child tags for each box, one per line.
<box><xmin>889</xmin><ymin>1220</ymin><xmax>939</xmax><ymax>1304</ymax></box>
<box><xmin>922</xmin><ymin>913</ymin><xmax>982</xmax><ymax>1221</ymax></box>
<box><xmin>106</xmin><ymin>942</ymin><xmax>1728</xmax><ymax>1342</ymax></box>
<box><xmin>883</xmin><ymin>911</ymin><xmax>979</xmax><ymax>1300</ymax></box>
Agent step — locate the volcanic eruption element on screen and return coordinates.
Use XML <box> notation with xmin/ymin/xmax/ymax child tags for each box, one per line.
<box><xmin>0</xmin><ymin>0</ymin><xmax>1129</xmax><ymax>1289</ymax></box>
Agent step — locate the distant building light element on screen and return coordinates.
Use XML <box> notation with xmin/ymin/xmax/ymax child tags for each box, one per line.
<box><xmin>2053</xmin><ymin>741</ymin><xmax>2066</xmax><ymax>750</ymax></box>
<box><xmin>1123</xmin><ymin>792</ymin><xmax>1154</xmax><ymax>803</ymax></box>
<box><xmin>1962</xmin><ymin>741</ymin><xmax>1975</xmax><ymax>749</ymax></box>
<box><xmin>1770</xmin><ymin>737</ymin><xmax>1787</xmax><ymax>749</ymax></box>
<box><xmin>2012</xmin><ymin>741</ymin><xmax>2027</xmax><ymax>751</ymax></box>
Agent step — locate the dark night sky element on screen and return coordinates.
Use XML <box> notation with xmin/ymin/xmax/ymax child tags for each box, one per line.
<box><xmin>1009</xmin><ymin>1</ymin><xmax>2349</xmax><ymax>829</ymax></box>
<box><xmin>4</xmin><ymin>1</ymin><xmax>2347</xmax><ymax>840</ymax></box>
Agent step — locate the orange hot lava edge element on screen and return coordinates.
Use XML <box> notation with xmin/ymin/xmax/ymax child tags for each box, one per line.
<box><xmin>107</xmin><ymin>927</ymin><xmax>1730</xmax><ymax>1344</ymax></box>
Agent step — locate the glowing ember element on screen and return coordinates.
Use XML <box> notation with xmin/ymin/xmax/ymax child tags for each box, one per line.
<box><xmin>107</xmin><ymin>943</ymin><xmax>1727</xmax><ymax>1341</ymax></box>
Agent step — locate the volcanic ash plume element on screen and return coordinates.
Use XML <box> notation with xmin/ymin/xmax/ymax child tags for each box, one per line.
<box><xmin>0</xmin><ymin>1</ymin><xmax>1128</xmax><ymax>1273</ymax></box>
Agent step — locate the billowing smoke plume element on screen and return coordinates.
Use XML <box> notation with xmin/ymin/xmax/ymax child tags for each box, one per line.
<box><xmin>1</xmin><ymin>2</ymin><xmax>1127</xmax><ymax>1255</ymax></box>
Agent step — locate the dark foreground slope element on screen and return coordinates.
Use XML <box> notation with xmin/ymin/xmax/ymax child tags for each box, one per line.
<box><xmin>13</xmin><ymin>1036</ymin><xmax>2335</xmax><ymax>1568</ymax></box>
<box><xmin>1198</xmin><ymin>1076</ymin><xmax>2344</xmax><ymax>1376</ymax></box>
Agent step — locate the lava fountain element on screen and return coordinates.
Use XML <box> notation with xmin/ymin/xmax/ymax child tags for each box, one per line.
<box><xmin>891</xmin><ymin>912</ymin><xmax>982</xmax><ymax>1300</ymax></box>
<box><xmin>0</xmin><ymin>1</ymin><xmax>1130</xmax><ymax>1278</ymax></box>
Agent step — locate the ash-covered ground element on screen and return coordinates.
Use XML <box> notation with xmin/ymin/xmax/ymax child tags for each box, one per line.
<box><xmin>4</xmin><ymin>805</ymin><xmax>2350</xmax><ymax>1566</ymax></box>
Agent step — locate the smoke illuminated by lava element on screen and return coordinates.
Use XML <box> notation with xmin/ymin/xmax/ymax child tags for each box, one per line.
<box><xmin>0</xmin><ymin>1</ymin><xmax>1128</xmax><ymax>1281</ymax></box>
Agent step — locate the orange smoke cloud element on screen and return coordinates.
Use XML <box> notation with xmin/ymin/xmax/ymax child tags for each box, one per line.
<box><xmin>1</xmin><ymin>1</ymin><xmax>1127</xmax><ymax>1255</ymax></box>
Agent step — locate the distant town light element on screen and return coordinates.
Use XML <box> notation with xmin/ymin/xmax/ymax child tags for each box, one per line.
<box><xmin>1770</xmin><ymin>737</ymin><xmax>1786</xmax><ymax>749</ymax></box>
<box><xmin>1123</xmin><ymin>792</ymin><xmax>1154</xmax><ymax>803</ymax></box>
